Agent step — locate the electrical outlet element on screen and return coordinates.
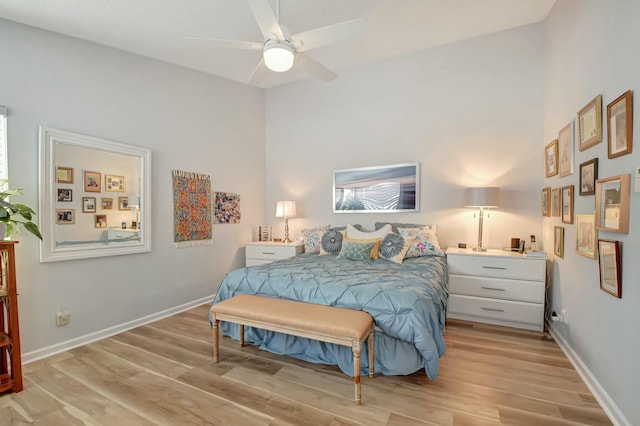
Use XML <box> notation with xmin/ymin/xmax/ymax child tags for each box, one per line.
<box><xmin>56</xmin><ymin>309</ymin><xmax>70</xmax><ymax>327</ymax></box>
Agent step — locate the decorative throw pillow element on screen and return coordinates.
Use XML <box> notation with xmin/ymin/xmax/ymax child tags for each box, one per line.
<box><xmin>342</xmin><ymin>237</ymin><xmax>381</xmax><ymax>259</ymax></box>
<box><xmin>337</xmin><ymin>240</ymin><xmax>376</xmax><ymax>262</ymax></box>
<box><xmin>302</xmin><ymin>225</ymin><xmax>330</xmax><ymax>253</ymax></box>
<box><xmin>378</xmin><ymin>233</ymin><xmax>415</xmax><ymax>264</ymax></box>
<box><xmin>319</xmin><ymin>229</ymin><xmax>346</xmax><ymax>255</ymax></box>
<box><xmin>375</xmin><ymin>222</ymin><xmax>427</xmax><ymax>233</ymax></box>
<box><xmin>399</xmin><ymin>226</ymin><xmax>445</xmax><ymax>258</ymax></box>
<box><xmin>346</xmin><ymin>223</ymin><xmax>392</xmax><ymax>240</ymax></box>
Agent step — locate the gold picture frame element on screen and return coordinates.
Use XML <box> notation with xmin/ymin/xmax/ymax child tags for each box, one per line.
<box><xmin>545</xmin><ymin>140</ymin><xmax>558</xmax><ymax>178</ymax></box>
<box><xmin>541</xmin><ymin>187</ymin><xmax>551</xmax><ymax>217</ymax></box>
<box><xmin>607</xmin><ymin>90</ymin><xmax>633</xmax><ymax>159</ymax></box>
<box><xmin>561</xmin><ymin>185</ymin><xmax>574</xmax><ymax>224</ymax></box>
<box><xmin>56</xmin><ymin>208</ymin><xmax>75</xmax><ymax>224</ymax></box>
<box><xmin>82</xmin><ymin>196</ymin><xmax>96</xmax><ymax>213</ymax></box>
<box><xmin>558</xmin><ymin>122</ymin><xmax>574</xmax><ymax>177</ymax></box>
<box><xmin>577</xmin><ymin>94</ymin><xmax>602</xmax><ymax>151</ymax></box>
<box><xmin>551</xmin><ymin>188</ymin><xmax>560</xmax><ymax>217</ymax></box>
<box><xmin>595</xmin><ymin>174</ymin><xmax>630</xmax><ymax>234</ymax></box>
<box><xmin>56</xmin><ymin>166</ymin><xmax>74</xmax><ymax>184</ymax></box>
<box><xmin>554</xmin><ymin>226</ymin><xmax>564</xmax><ymax>258</ymax></box>
<box><xmin>576</xmin><ymin>214</ymin><xmax>597</xmax><ymax>259</ymax></box>
<box><xmin>95</xmin><ymin>214</ymin><xmax>107</xmax><ymax>228</ymax></box>
<box><xmin>84</xmin><ymin>171</ymin><xmax>101</xmax><ymax>193</ymax></box>
<box><xmin>105</xmin><ymin>174</ymin><xmax>126</xmax><ymax>192</ymax></box>
<box><xmin>118</xmin><ymin>196</ymin><xmax>130</xmax><ymax>210</ymax></box>
<box><xmin>101</xmin><ymin>197</ymin><xmax>113</xmax><ymax>210</ymax></box>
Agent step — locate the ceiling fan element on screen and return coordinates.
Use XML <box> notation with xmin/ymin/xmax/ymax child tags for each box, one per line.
<box><xmin>186</xmin><ymin>0</ymin><xmax>365</xmax><ymax>85</ymax></box>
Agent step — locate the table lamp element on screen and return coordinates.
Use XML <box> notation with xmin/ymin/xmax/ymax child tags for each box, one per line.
<box><xmin>275</xmin><ymin>200</ymin><xmax>296</xmax><ymax>243</ymax></box>
<box><xmin>464</xmin><ymin>187</ymin><xmax>500</xmax><ymax>252</ymax></box>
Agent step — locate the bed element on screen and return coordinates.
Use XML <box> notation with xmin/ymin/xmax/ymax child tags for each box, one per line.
<box><xmin>211</xmin><ymin>249</ymin><xmax>448</xmax><ymax>380</ymax></box>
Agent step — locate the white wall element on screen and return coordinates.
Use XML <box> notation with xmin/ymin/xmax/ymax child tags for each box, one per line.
<box><xmin>265</xmin><ymin>24</ymin><xmax>545</xmax><ymax>252</ymax></box>
<box><xmin>544</xmin><ymin>1</ymin><xmax>639</xmax><ymax>424</ymax></box>
<box><xmin>0</xmin><ymin>19</ymin><xmax>265</xmax><ymax>357</ymax></box>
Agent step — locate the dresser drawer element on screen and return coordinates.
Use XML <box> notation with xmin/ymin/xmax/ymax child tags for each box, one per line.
<box><xmin>448</xmin><ymin>294</ymin><xmax>544</xmax><ymax>328</ymax></box>
<box><xmin>447</xmin><ymin>254</ymin><xmax>544</xmax><ymax>281</ymax></box>
<box><xmin>245</xmin><ymin>243</ymin><xmax>303</xmax><ymax>265</ymax></box>
<box><xmin>449</xmin><ymin>275</ymin><xmax>544</xmax><ymax>303</ymax></box>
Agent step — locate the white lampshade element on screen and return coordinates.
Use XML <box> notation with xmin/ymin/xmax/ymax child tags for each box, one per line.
<box><xmin>128</xmin><ymin>195</ymin><xmax>139</xmax><ymax>208</ymax></box>
<box><xmin>264</xmin><ymin>43</ymin><xmax>294</xmax><ymax>72</ymax></box>
<box><xmin>464</xmin><ymin>187</ymin><xmax>500</xmax><ymax>208</ymax></box>
<box><xmin>275</xmin><ymin>200</ymin><xmax>297</xmax><ymax>218</ymax></box>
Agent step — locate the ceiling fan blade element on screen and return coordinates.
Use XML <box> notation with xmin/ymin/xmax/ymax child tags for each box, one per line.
<box><xmin>184</xmin><ymin>37</ymin><xmax>262</xmax><ymax>51</ymax></box>
<box><xmin>295</xmin><ymin>53</ymin><xmax>337</xmax><ymax>82</ymax></box>
<box><xmin>248</xmin><ymin>57</ymin><xmax>270</xmax><ymax>86</ymax></box>
<box><xmin>292</xmin><ymin>18</ymin><xmax>365</xmax><ymax>53</ymax></box>
<box><xmin>248</xmin><ymin>0</ymin><xmax>285</xmax><ymax>40</ymax></box>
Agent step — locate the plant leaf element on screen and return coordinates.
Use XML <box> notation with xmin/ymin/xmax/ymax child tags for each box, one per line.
<box><xmin>24</xmin><ymin>222</ymin><xmax>43</xmax><ymax>240</ymax></box>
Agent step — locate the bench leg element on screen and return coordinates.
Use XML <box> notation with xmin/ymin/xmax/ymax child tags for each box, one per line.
<box><xmin>368</xmin><ymin>329</ymin><xmax>375</xmax><ymax>378</ymax></box>
<box><xmin>352</xmin><ymin>345</ymin><xmax>362</xmax><ymax>405</ymax></box>
<box><xmin>212</xmin><ymin>319</ymin><xmax>220</xmax><ymax>363</ymax></box>
<box><xmin>239</xmin><ymin>324</ymin><xmax>245</xmax><ymax>347</ymax></box>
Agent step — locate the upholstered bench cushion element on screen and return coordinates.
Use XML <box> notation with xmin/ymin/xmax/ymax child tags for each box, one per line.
<box><xmin>211</xmin><ymin>294</ymin><xmax>372</xmax><ymax>342</ymax></box>
<box><xmin>210</xmin><ymin>294</ymin><xmax>375</xmax><ymax>404</ymax></box>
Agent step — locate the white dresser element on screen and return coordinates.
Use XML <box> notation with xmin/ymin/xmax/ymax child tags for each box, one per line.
<box><xmin>245</xmin><ymin>242</ymin><xmax>304</xmax><ymax>266</ymax></box>
<box><xmin>446</xmin><ymin>247</ymin><xmax>546</xmax><ymax>332</ymax></box>
<box><xmin>107</xmin><ymin>228</ymin><xmax>139</xmax><ymax>240</ymax></box>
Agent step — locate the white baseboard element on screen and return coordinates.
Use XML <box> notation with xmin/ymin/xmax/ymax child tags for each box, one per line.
<box><xmin>549</xmin><ymin>323</ymin><xmax>629</xmax><ymax>426</ymax></box>
<box><xmin>22</xmin><ymin>294</ymin><xmax>215</xmax><ymax>365</ymax></box>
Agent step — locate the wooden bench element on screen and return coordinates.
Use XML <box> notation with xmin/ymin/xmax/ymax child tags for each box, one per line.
<box><xmin>210</xmin><ymin>294</ymin><xmax>375</xmax><ymax>404</ymax></box>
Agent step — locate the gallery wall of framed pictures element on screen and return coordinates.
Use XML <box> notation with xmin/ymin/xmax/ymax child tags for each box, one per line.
<box><xmin>55</xmin><ymin>166</ymin><xmax>137</xmax><ymax>231</ymax></box>
<box><xmin>542</xmin><ymin>89</ymin><xmax>633</xmax><ymax>299</ymax></box>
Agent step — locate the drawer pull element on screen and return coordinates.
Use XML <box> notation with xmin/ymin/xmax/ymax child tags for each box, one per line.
<box><xmin>482</xmin><ymin>266</ymin><xmax>507</xmax><ymax>270</ymax></box>
<box><xmin>261</xmin><ymin>252</ymin><xmax>276</xmax><ymax>255</ymax></box>
<box><xmin>481</xmin><ymin>286</ymin><xmax>505</xmax><ymax>291</ymax></box>
<box><xmin>481</xmin><ymin>307</ymin><xmax>505</xmax><ymax>313</ymax></box>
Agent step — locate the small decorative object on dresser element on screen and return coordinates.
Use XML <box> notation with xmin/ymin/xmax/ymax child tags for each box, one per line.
<box><xmin>245</xmin><ymin>241</ymin><xmax>303</xmax><ymax>266</ymax></box>
<box><xmin>446</xmin><ymin>247</ymin><xmax>546</xmax><ymax>332</ymax></box>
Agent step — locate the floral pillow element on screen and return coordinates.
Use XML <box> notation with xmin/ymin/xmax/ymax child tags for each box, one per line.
<box><xmin>319</xmin><ymin>229</ymin><xmax>346</xmax><ymax>255</ymax></box>
<box><xmin>302</xmin><ymin>225</ymin><xmax>330</xmax><ymax>253</ymax></box>
<box><xmin>378</xmin><ymin>233</ymin><xmax>415</xmax><ymax>264</ymax></box>
<box><xmin>399</xmin><ymin>226</ymin><xmax>445</xmax><ymax>258</ymax></box>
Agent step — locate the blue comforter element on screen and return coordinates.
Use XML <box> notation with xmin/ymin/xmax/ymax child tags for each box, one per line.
<box><xmin>211</xmin><ymin>253</ymin><xmax>448</xmax><ymax>379</ymax></box>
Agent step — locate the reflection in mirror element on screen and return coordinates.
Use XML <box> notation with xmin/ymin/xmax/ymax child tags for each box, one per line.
<box><xmin>39</xmin><ymin>127</ymin><xmax>151</xmax><ymax>262</ymax></box>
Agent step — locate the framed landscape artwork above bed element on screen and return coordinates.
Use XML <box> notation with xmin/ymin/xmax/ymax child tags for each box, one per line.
<box><xmin>333</xmin><ymin>163</ymin><xmax>419</xmax><ymax>213</ymax></box>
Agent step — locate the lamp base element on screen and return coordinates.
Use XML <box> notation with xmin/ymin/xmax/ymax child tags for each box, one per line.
<box><xmin>473</xmin><ymin>247</ymin><xmax>487</xmax><ymax>252</ymax></box>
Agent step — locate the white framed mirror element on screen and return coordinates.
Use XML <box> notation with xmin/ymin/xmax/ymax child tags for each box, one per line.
<box><xmin>39</xmin><ymin>127</ymin><xmax>151</xmax><ymax>262</ymax></box>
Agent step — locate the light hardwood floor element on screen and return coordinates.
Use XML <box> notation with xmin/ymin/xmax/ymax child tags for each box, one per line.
<box><xmin>0</xmin><ymin>304</ymin><xmax>611</xmax><ymax>425</ymax></box>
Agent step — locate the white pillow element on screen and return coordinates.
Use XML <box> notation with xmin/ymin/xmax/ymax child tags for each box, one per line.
<box><xmin>346</xmin><ymin>223</ymin><xmax>392</xmax><ymax>240</ymax></box>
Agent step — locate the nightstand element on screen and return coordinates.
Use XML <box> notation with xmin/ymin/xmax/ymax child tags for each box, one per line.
<box><xmin>446</xmin><ymin>247</ymin><xmax>546</xmax><ymax>332</ymax></box>
<box><xmin>245</xmin><ymin>241</ymin><xmax>304</xmax><ymax>266</ymax></box>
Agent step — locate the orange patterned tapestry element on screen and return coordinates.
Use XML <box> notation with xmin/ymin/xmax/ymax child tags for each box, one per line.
<box><xmin>172</xmin><ymin>170</ymin><xmax>212</xmax><ymax>247</ymax></box>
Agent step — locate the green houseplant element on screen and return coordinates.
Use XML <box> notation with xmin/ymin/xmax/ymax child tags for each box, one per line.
<box><xmin>0</xmin><ymin>180</ymin><xmax>42</xmax><ymax>240</ymax></box>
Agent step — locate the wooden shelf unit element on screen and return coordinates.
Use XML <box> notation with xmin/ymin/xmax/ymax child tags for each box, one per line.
<box><xmin>0</xmin><ymin>241</ymin><xmax>22</xmax><ymax>394</ymax></box>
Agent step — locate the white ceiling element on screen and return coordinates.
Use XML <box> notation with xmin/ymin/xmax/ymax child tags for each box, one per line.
<box><xmin>0</xmin><ymin>0</ymin><xmax>556</xmax><ymax>88</ymax></box>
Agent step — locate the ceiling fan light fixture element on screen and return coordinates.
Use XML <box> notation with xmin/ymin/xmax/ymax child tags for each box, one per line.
<box><xmin>263</xmin><ymin>41</ymin><xmax>294</xmax><ymax>72</ymax></box>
